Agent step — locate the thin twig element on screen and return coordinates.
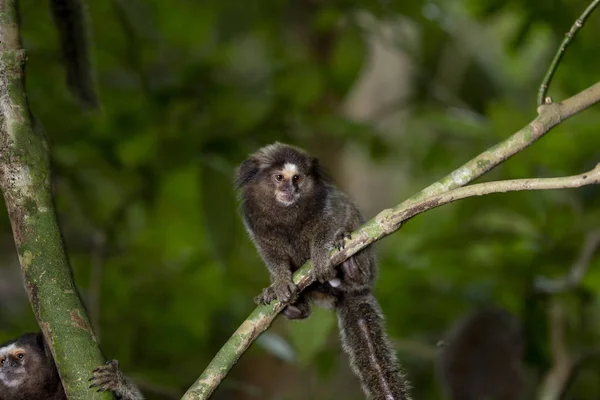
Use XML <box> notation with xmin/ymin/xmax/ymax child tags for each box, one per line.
<box><xmin>535</xmin><ymin>229</ymin><xmax>600</xmax><ymax>293</ymax></box>
<box><xmin>538</xmin><ymin>300</ymin><xmax>572</xmax><ymax>400</ymax></box>
<box><xmin>537</xmin><ymin>0</ymin><xmax>600</xmax><ymax>105</ymax></box>
<box><xmin>181</xmin><ymin>78</ymin><xmax>600</xmax><ymax>399</ymax></box>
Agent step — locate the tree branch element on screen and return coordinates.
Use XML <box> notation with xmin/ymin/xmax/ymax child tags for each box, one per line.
<box><xmin>535</xmin><ymin>229</ymin><xmax>600</xmax><ymax>293</ymax></box>
<box><xmin>537</xmin><ymin>0</ymin><xmax>600</xmax><ymax>105</ymax></box>
<box><xmin>0</xmin><ymin>1</ymin><xmax>110</xmax><ymax>399</ymax></box>
<box><xmin>181</xmin><ymin>80</ymin><xmax>600</xmax><ymax>400</ymax></box>
<box><xmin>538</xmin><ymin>301</ymin><xmax>573</xmax><ymax>400</ymax></box>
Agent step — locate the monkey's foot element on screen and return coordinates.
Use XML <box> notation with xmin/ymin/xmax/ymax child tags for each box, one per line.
<box><xmin>254</xmin><ymin>280</ymin><xmax>297</xmax><ymax>305</ymax></box>
<box><xmin>282</xmin><ymin>303</ymin><xmax>311</xmax><ymax>319</ymax></box>
<box><xmin>272</xmin><ymin>279</ymin><xmax>298</xmax><ymax>303</ymax></box>
<box><xmin>254</xmin><ymin>286</ymin><xmax>274</xmax><ymax>305</ymax></box>
<box><xmin>341</xmin><ymin>256</ymin><xmax>366</xmax><ymax>281</ymax></box>
<box><xmin>334</xmin><ymin>230</ymin><xmax>352</xmax><ymax>251</ymax></box>
<box><xmin>89</xmin><ymin>360</ymin><xmax>124</xmax><ymax>393</ymax></box>
<box><xmin>90</xmin><ymin>359</ymin><xmax>144</xmax><ymax>400</ymax></box>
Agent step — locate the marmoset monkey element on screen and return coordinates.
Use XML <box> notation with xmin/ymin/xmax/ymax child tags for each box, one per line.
<box><xmin>438</xmin><ymin>307</ymin><xmax>525</xmax><ymax>400</ymax></box>
<box><xmin>0</xmin><ymin>332</ymin><xmax>143</xmax><ymax>400</ymax></box>
<box><xmin>236</xmin><ymin>143</ymin><xmax>411</xmax><ymax>400</ymax></box>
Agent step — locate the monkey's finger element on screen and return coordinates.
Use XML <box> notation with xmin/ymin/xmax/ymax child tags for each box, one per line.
<box><xmin>274</xmin><ymin>281</ymin><xmax>297</xmax><ymax>303</ymax></box>
<box><xmin>90</xmin><ymin>379</ymin><xmax>116</xmax><ymax>389</ymax></box>
<box><xmin>341</xmin><ymin>258</ymin><xmax>358</xmax><ymax>280</ymax></box>
<box><xmin>334</xmin><ymin>230</ymin><xmax>352</xmax><ymax>250</ymax></box>
<box><xmin>91</xmin><ymin>368</ymin><xmax>114</xmax><ymax>377</ymax></box>
<box><xmin>90</xmin><ymin>376</ymin><xmax>113</xmax><ymax>385</ymax></box>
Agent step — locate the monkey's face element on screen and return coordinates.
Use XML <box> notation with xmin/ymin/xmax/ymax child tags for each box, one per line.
<box><xmin>237</xmin><ymin>143</ymin><xmax>325</xmax><ymax>208</ymax></box>
<box><xmin>271</xmin><ymin>162</ymin><xmax>309</xmax><ymax>206</ymax></box>
<box><xmin>0</xmin><ymin>342</ymin><xmax>29</xmax><ymax>387</ymax></box>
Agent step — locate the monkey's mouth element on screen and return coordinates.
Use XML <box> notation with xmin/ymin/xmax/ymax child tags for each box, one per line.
<box><xmin>0</xmin><ymin>370</ymin><xmax>25</xmax><ymax>386</ymax></box>
<box><xmin>276</xmin><ymin>191</ymin><xmax>298</xmax><ymax>206</ymax></box>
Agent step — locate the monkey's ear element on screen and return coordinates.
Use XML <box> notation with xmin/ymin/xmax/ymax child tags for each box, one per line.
<box><xmin>236</xmin><ymin>158</ymin><xmax>260</xmax><ymax>188</ymax></box>
<box><xmin>311</xmin><ymin>157</ymin><xmax>330</xmax><ymax>182</ymax></box>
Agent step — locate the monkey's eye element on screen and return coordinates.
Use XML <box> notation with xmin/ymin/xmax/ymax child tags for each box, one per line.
<box><xmin>17</xmin><ymin>353</ymin><xmax>24</xmax><ymax>359</ymax></box>
<box><xmin>1</xmin><ymin>358</ymin><xmax>5</xmax><ymax>365</ymax></box>
<box><xmin>274</xmin><ymin>174</ymin><xmax>284</xmax><ymax>181</ymax></box>
<box><xmin>293</xmin><ymin>174</ymin><xmax>303</xmax><ymax>183</ymax></box>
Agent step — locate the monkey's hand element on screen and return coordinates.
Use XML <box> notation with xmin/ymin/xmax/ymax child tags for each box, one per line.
<box><xmin>90</xmin><ymin>360</ymin><xmax>144</xmax><ymax>400</ymax></box>
<box><xmin>254</xmin><ymin>278</ymin><xmax>297</xmax><ymax>305</ymax></box>
<box><xmin>333</xmin><ymin>229</ymin><xmax>352</xmax><ymax>251</ymax></box>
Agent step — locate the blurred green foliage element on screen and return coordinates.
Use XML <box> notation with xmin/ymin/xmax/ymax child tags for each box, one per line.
<box><xmin>1</xmin><ymin>0</ymin><xmax>600</xmax><ymax>398</ymax></box>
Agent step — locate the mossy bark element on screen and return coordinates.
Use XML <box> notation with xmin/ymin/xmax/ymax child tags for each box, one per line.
<box><xmin>0</xmin><ymin>1</ymin><xmax>111</xmax><ymax>398</ymax></box>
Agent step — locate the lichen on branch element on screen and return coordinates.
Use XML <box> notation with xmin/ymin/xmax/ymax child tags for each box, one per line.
<box><xmin>0</xmin><ymin>1</ymin><xmax>111</xmax><ymax>399</ymax></box>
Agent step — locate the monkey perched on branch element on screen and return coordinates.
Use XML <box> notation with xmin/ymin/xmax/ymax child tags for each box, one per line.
<box><xmin>0</xmin><ymin>332</ymin><xmax>143</xmax><ymax>400</ymax></box>
<box><xmin>236</xmin><ymin>142</ymin><xmax>411</xmax><ymax>400</ymax></box>
<box><xmin>438</xmin><ymin>307</ymin><xmax>526</xmax><ymax>400</ymax></box>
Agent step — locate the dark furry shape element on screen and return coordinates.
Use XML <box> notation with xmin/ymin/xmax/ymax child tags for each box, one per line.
<box><xmin>0</xmin><ymin>332</ymin><xmax>142</xmax><ymax>400</ymax></box>
<box><xmin>49</xmin><ymin>0</ymin><xmax>99</xmax><ymax>108</ymax></box>
<box><xmin>338</xmin><ymin>293</ymin><xmax>412</xmax><ymax>400</ymax></box>
<box><xmin>237</xmin><ymin>142</ymin><xmax>411</xmax><ymax>399</ymax></box>
<box><xmin>438</xmin><ymin>307</ymin><xmax>525</xmax><ymax>400</ymax></box>
<box><xmin>90</xmin><ymin>360</ymin><xmax>144</xmax><ymax>400</ymax></box>
<box><xmin>0</xmin><ymin>333</ymin><xmax>64</xmax><ymax>400</ymax></box>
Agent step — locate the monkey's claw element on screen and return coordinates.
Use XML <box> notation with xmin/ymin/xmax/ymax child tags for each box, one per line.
<box><xmin>272</xmin><ymin>279</ymin><xmax>298</xmax><ymax>304</ymax></box>
<box><xmin>89</xmin><ymin>359</ymin><xmax>122</xmax><ymax>392</ymax></box>
<box><xmin>254</xmin><ymin>286</ymin><xmax>275</xmax><ymax>305</ymax></box>
<box><xmin>341</xmin><ymin>256</ymin><xmax>365</xmax><ymax>280</ymax></box>
<box><xmin>334</xmin><ymin>230</ymin><xmax>352</xmax><ymax>251</ymax></box>
<box><xmin>255</xmin><ymin>280</ymin><xmax>297</xmax><ymax>305</ymax></box>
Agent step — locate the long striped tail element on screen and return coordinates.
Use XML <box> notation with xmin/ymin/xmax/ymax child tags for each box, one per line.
<box><xmin>337</xmin><ymin>292</ymin><xmax>411</xmax><ymax>400</ymax></box>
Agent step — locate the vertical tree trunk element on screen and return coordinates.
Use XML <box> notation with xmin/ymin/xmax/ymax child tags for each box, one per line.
<box><xmin>0</xmin><ymin>1</ymin><xmax>111</xmax><ymax>398</ymax></box>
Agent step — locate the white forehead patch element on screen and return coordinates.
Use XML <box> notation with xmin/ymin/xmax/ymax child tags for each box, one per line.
<box><xmin>0</xmin><ymin>343</ymin><xmax>18</xmax><ymax>356</ymax></box>
<box><xmin>283</xmin><ymin>163</ymin><xmax>298</xmax><ymax>174</ymax></box>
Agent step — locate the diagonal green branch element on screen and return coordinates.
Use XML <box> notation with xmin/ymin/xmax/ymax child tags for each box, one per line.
<box><xmin>0</xmin><ymin>1</ymin><xmax>110</xmax><ymax>399</ymax></box>
<box><xmin>181</xmin><ymin>80</ymin><xmax>600</xmax><ymax>400</ymax></box>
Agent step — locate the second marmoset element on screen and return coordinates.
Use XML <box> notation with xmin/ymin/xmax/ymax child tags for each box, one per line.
<box><xmin>236</xmin><ymin>142</ymin><xmax>411</xmax><ymax>400</ymax></box>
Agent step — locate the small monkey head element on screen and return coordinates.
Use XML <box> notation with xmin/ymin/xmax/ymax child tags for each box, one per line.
<box><xmin>0</xmin><ymin>333</ymin><xmax>54</xmax><ymax>390</ymax></box>
<box><xmin>236</xmin><ymin>143</ymin><xmax>326</xmax><ymax>207</ymax></box>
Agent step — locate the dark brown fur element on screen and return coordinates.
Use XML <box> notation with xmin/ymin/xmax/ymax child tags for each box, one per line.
<box><xmin>49</xmin><ymin>0</ymin><xmax>98</xmax><ymax>108</ymax></box>
<box><xmin>237</xmin><ymin>143</ymin><xmax>411</xmax><ymax>399</ymax></box>
<box><xmin>0</xmin><ymin>332</ymin><xmax>142</xmax><ymax>400</ymax></box>
<box><xmin>0</xmin><ymin>333</ymin><xmax>64</xmax><ymax>400</ymax></box>
<box><xmin>438</xmin><ymin>307</ymin><xmax>525</xmax><ymax>400</ymax></box>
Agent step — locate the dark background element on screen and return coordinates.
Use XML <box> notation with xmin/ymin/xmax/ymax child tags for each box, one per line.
<box><xmin>1</xmin><ymin>0</ymin><xmax>600</xmax><ymax>398</ymax></box>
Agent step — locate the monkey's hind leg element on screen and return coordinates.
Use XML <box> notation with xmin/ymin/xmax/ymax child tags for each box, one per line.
<box><xmin>282</xmin><ymin>293</ymin><xmax>312</xmax><ymax>320</ymax></box>
<box><xmin>334</xmin><ymin>230</ymin><xmax>375</xmax><ymax>291</ymax></box>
